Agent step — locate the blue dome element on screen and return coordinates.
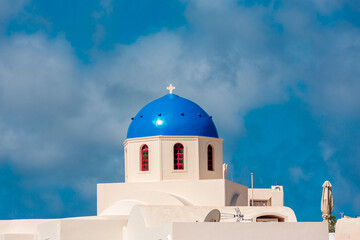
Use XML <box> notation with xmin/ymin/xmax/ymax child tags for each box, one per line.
<box><xmin>127</xmin><ymin>94</ymin><xmax>218</xmax><ymax>139</ymax></box>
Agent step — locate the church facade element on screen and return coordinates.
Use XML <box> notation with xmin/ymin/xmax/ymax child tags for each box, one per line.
<box><xmin>0</xmin><ymin>85</ymin><xmax>327</xmax><ymax>240</ymax></box>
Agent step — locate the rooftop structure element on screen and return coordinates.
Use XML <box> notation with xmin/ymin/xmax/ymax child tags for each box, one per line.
<box><xmin>0</xmin><ymin>85</ymin><xmax>328</xmax><ymax>240</ymax></box>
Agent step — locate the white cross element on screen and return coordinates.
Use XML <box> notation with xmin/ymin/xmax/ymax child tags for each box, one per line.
<box><xmin>166</xmin><ymin>84</ymin><xmax>175</xmax><ymax>94</ymax></box>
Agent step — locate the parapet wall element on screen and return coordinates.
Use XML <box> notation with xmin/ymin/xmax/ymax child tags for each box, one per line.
<box><xmin>335</xmin><ymin>217</ymin><xmax>360</xmax><ymax>240</ymax></box>
<box><xmin>172</xmin><ymin>222</ymin><xmax>328</xmax><ymax>240</ymax></box>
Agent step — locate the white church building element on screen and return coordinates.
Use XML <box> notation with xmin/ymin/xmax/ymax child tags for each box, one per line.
<box><xmin>0</xmin><ymin>85</ymin><xmax>327</xmax><ymax>240</ymax></box>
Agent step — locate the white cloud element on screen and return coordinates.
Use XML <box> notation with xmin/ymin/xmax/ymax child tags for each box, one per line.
<box><xmin>0</xmin><ymin>33</ymin><xmax>124</xmax><ymax>199</ymax></box>
<box><xmin>319</xmin><ymin>142</ymin><xmax>335</xmax><ymax>161</ymax></box>
<box><xmin>313</xmin><ymin>0</ymin><xmax>344</xmax><ymax>14</ymax></box>
<box><xmin>0</xmin><ymin>0</ymin><xmax>28</xmax><ymax>21</ymax></box>
<box><xmin>289</xmin><ymin>167</ymin><xmax>309</xmax><ymax>183</ymax></box>
<box><xmin>100</xmin><ymin>0</ymin><xmax>113</xmax><ymax>16</ymax></box>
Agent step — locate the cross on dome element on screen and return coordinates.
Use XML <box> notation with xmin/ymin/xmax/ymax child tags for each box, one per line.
<box><xmin>166</xmin><ymin>84</ymin><xmax>175</xmax><ymax>94</ymax></box>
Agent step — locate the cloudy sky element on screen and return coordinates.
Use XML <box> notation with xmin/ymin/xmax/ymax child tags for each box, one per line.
<box><xmin>0</xmin><ymin>0</ymin><xmax>359</xmax><ymax>221</ymax></box>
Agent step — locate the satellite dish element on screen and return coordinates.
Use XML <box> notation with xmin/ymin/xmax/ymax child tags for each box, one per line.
<box><xmin>204</xmin><ymin>209</ymin><xmax>221</xmax><ymax>222</ymax></box>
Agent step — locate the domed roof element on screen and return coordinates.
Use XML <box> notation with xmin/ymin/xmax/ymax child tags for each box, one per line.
<box><xmin>127</xmin><ymin>94</ymin><xmax>218</xmax><ymax>139</ymax></box>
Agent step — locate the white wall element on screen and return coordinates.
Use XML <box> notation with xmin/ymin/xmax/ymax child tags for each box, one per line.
<box><xmin>335</xmin><ymin>217</ymin><xmax>360</xmax><ymax>240</ymax></box>
<box><xmin>124</xmin><ymin>137</ymin><xmax>162</xmax><ymax>182</ymax></box>
<box><xmin>225</xmin><ymin>180</ymin><xmax>249</xmax><ymax>206</ymax></box>
<box><xmin>172</xmin><ymin>222</ymin><xmax>328</xmax><ymax>240</ymax></box>
<box><xmin>129</xmin><ymin>205</ymin><xmax>297</xmax><ymax>226</ymax></box>
<box><xmin>160</xmin><ymin>137</ymin><xmax>199</xmax><ymax>181</ymax></box>
<box><xmin>198</xmin><ymin>137</ymin><xmax>223</xmax><ymax>180</ymax></box>
<box><xmin>0</xmin><ymin>234</ymin><xmax>34</xmax><ymax>240</ymax></box>
<box><xmin>125</xmin><ymin>205</ymin><xmax>307</xmax><ymax>240</ymax></box>
<box><xmin>126</xmin><ymin>206</ymin><xmax>172</xmax><ymax>240</ymax></box>
<box><xmin>124</xmin><ymin>136</ymin><xmax>223</xmax><ymax>183</ymax></box>
<box><xmin>37</xmin><ymin>220</ymin><xmax>60</xmax><ymax>240</ymax></box>
<box><xmin>38</xmin><ymin>216</ymin><xmax>127</xmax><ymax>240</ymax></box>
<box><xmin>97</xmin><ymin>179</ymin><xmax>250</xmax><ymax>214</ymax></box>
<box><xmin>0</xmin><ymin>219</ymin><xmax>51</xmax><ymax>238</ymax></box>
<box><xmin>248</xmin><ymin>186</ymin><xmax>284</xmax><ymax>206</ymax></box>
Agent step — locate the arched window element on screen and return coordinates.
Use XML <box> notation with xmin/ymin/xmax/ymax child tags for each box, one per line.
<box><xmin>141</xmin><ymin>145</ymin><xmax>149</xmax><ymax>171</ymax></box>
<box><xmin>208</xmin><ymin>145</ymin><xmax>214</xmax><ymax>171</ymax></box>
<box><xmin>174</xmin><ymin>143</ymin><xmax>184</xmax><ymax>170</ymax></box>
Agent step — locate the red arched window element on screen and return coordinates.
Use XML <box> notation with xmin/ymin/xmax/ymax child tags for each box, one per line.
<box><xmin>208</xmin><ymin>145</ymin><xmax>213</xmax><ymax>171</ymax></box>
<box><xmin>174</xmin><ymin>143</ymin><xmax>184</xmax><ymax>170</ymax></box>
<box><xmin>141</xmin><ymin>145</ymin><xmax>149</xmax><ymax>171</ymax></box>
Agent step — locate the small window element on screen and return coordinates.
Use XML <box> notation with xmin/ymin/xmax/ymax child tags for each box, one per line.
<box><xmin>256</xmin><ymin>215</ymin><xmax>285</xmax><ymax>222</ymax></box>
<box><xmin>208</xmin><ymin>145</ymin><xmax>214</xmax><ymax>171</ymax></box>
<box><xmin>250</xmin><ymin>200</ymin><xmax>268</xmax><ymax>206</ymax></box>
<box><xmin>174</xmin><ymin>143</ymin><xmax>184</xmax><ymax>170</ymax></box>
<box><xmin>141</xmin><ymin>145</ymin><xmax>149</xmax><ymax>171</ymax></box>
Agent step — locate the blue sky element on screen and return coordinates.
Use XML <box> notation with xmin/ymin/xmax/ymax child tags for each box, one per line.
<box><xmin>0</xmin><ymin>0</ymin><xmax>359</xmax><ymax>221</ymax></box>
